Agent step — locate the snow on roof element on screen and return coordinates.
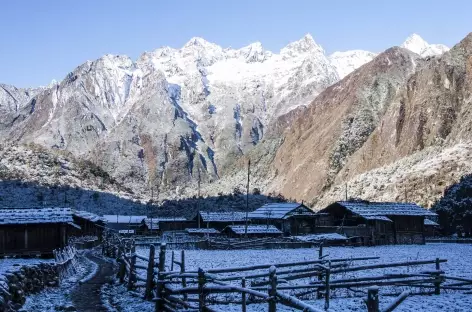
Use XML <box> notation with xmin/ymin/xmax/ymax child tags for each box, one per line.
<box><xmin>143</xmin><ymin>217</ymin><xmax>188</xmax><ymax>230</ymax></box>
<box><xmin>364</xmin><ymin>216</ymin><xmax>393</xmax><ymax>222</ymax></box>
<box><xmin>186</xmin><ymin>228</ymin><xmax>220</xmax><ymax>234</ymax></box>
<box><xmin>424</xmin><ymin>219</ymin><xmax>439</xmax><ymax>226</ymax></box>
<box><xmin>225</xmin><ymin>225</ymin><xmax>283</xmax><ymax>235</ymax></box>
<box><xmin>68</xmin><ymin>222</ymin><xmax>82</xmax><ymax>230</ymax></box>
<box><xmin>294</xmin><ymin>233</ymin><xmax>348</xmax><ymax>242</ymax></box>
<box><xmin>73</xmin><ymin>210</ymin><xmax>106</xmax><ymax>223</ymax></box>
<box><xmin>248</xmin><ymin>203</ymin><xmax>315</xmax><ymax>219</ymax></box>
<box><xmin>333</xmin><ymin>201</ymin><xmax>436</xmax><ymax>217</ymax></box>
<box><xmin>199</xmin><ymin>211</ymin><xmax>247</xmax><ymax>222</ymax></box>
<box><xmin>0</xmin><ymin>208</ymin><xmax>73</xmax><ymax>225</ymax></box>
<box><xmin>103</xmin><ymin>215</ymin><xmax>146</xmax><ymax>224</ymax></box>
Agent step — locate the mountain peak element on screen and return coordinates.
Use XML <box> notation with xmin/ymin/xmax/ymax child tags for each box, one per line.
<box><xmin>280</xmin><ymin>33</ymin><xmax>323</xmax><ymax>58</ymax></box>
<box><xmin>238</xmin><ymin>42</ymin><xmax>267</xmax><ymax>62</ymax></box>
<box><xmin>183</xmin><ymin>37</ymin><xmax>216</xmax><ymax>49</ymax></box>
<box><xmin>401</xmin><ymin>33</ymin><xmax>449</xmax><ymax>57</ymax></box>
<box><xmin>401</xmin><ymin>34</ymin><xmax>429</xmax><ymax>52</ymax></box>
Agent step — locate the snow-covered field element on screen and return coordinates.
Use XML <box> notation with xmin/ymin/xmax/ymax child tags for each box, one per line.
<box><xmin>134</xmin><ymin>243</ymin><xmax>472</xmax><ymax>311</ymax></box>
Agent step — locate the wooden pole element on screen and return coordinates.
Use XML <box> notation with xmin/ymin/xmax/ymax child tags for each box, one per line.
<box><xmin>145</xmin><ymin>244</ymin><xmax>155</xmax><ymax>300</ymax></box>
<box><xmin>155</xmin><ymin>243</ymin><xmax>167</xmax><ymax>312</ymax></box>
<box><xmin>171</xmin><ymin>250</ymin><xmax>175</xmax><ymax>272</ymax></box>
<box><xmin>324</xmin><ymin>261</ymin><xmax>331</xmax><ymax>311</ymax></box>
<box><xmin>181</xmin><ymin>250</ymin><xmax>187</xmax><ymax>301</ymax></box>
<box><xmin>244</xmin><ymin>159</ymin><xmax>251</xmax><ymax>238</ymax></box>
<box><xmin>345</xmin><ymin>183</ymin><xmax>348</xmax><ymax>201</ymax></box>
<box><xmin>198</xmin><ymin>268</ymin><xmax>206</xmax><ymax>312</ymax></box>
<box><xmin>241</xmin><ymin>277</ymin><xmax>247</xmax><ymax>312</ymax></box>
<box><xmin>434</xmin><ymin>257</ymin><xmax>441</xmax><ymax>295</ymax></box>
<box><xmin>366</xmin><ymin>286</ymin><xmax>379</xmax><ymax>312</ymax></box>
<box><xmin>318</xmin><ymin>242</ymin><xmax>324</xmax><ymax>282</ymax></box>
<box><xmin>383</xmin><ymin>291</ymin><xmax>410</xmax><ymax>312</ymax></box>
<box><xmin>128</xmin><ymin>240</ymin><xmax>136</xmax><ymax>291</ymax></box>
<box><xmin>268</xmin><ymin>265</ymin><xmax>277</xmax><ymax>312</ymax></box>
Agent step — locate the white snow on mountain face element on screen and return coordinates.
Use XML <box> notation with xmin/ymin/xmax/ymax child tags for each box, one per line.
<box><xmin>400</xmin><ymin>33</ymin><xmax>449</xmax><ymax>57</ymax></box>
<box><xmin>329</xmin><ymin>50</ymin><xmax>378</xmax><ymax>79</ymax></box>
<box><xmin>142</xmin><ymin>33</ymin><xmax>338</xmax><ymax>119</ymax></box>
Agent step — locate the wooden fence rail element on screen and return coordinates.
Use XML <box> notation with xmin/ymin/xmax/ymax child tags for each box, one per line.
<box><xmin>101</xmin><ymin>230</ymin><xmax>472</xmax><ymax>312</ymax></box>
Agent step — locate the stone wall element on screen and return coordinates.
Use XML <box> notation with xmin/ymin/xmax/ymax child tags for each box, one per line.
<box><xmin>0</xmin><ymin>263</ymin><xmax>59</xmax><ymax>312</ymax></box>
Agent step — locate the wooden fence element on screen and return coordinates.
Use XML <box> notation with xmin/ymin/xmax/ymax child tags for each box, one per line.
<box><xmin>53</xmin><ymin>245</ymin><xmax>78</xmax><ymax>281</ymax></box>
<box><xmin>102</xmin><ymin>231</ymin><xmax>472</xmax><ymax>312</ymax></box>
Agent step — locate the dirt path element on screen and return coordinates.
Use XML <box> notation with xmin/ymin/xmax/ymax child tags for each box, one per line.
<box><xmin>71</xmin><ymin>252</ymin><xmax>115</xmax><ymax>312</ymax></box>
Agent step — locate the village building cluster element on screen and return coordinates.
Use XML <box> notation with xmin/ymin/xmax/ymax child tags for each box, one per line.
<box><xmin>0</xmin><ymin>199</ymin><xmax>439</xmax><ymax>256</ymax></box>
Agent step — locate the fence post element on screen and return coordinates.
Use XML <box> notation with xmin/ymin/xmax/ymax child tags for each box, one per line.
<box><xmin>268</xmin><ymin>266</ymin><xmax>277</xmax><ymax>312</ymax></box>
<box><xmin>242</xmin><ymin>277</ymin><xmax>247</xmax><ymax>312</ymax></box>
<box><xmin>171</xmin><ymin>250</ymin><xmax>175</xmax><ymax>272</ymax></box>
<box><xmin>145</xmin><ymin>244</ymin><xmax>155</xmax><ymax>300</ymax></box>
<box><xmin>434</xmin><ymin>257</ymin><xmax>441</xmax><ymax>295</ymax></box>
<box><xmin>198</xmin><ymin>268</ymin><xmax>207</xmax><ymax>312</ymax></box>
<box><xmin>127</xmin><ymin>240</ymin><xmax>136</xmax><ymax>291</ymax></box>
<box><xmin>181</xmin><ymin>249</ymin><xmax>187</xmax><ymax>301</ymax></box>
<box><xmin>366</xmin><ymin>286</ymin><xmax>379</xmax><ymax>312</ymax></box>
<box><xmin>319</xmin><ymin>242</ymin><xmax>324</xmax><ymax>260</ymax></box>
<box><xmin>324</xmin><ymin>261</ymin><xmax>331</xmax><ymax>311</ymax></box>
<box><xmin>155</xmin><ymin>243</ymin><xmax>167</xmax><ymax>312</ymax></box>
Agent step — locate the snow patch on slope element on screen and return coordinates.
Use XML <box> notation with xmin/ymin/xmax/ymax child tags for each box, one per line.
<box><xmin>329</xmin><ymin>50</ymin><xmax>378</xmax><ymax>79</ymax></box>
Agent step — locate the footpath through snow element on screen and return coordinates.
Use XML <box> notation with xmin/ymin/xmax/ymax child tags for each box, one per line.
<box><xmin>70</xmin><ymin>253</ymin><xmax>114</xmax><ymax>311</ymax></box>
<box><xmin>21</xmin><ymin>250</ymin><xmax>115</xmax><ymax>312</ymax></box>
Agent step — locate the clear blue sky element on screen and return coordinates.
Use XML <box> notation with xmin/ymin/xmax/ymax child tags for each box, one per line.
<box><xmin>1</xmin><ymin>0</ymin><xmax>471</xmax><ymax>87</ymax></box>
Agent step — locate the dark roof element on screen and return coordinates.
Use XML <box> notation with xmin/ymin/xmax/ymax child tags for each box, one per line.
<box><xmin>0</xmin><ymin>208</ymin><xmax>73</xmax><ymax>225</ymax></box>
<box><xmin>199</xmin><ymin>211</ymin><xmax>247</xmax><ymax>222</ymax></box>
<box><xmin>248</xmin><ymin>203</ymin><xmax>315</xmax><ymax>220</ymax></box>
<box><xmin>331</xmin><ymin>201</ymin><xmax>436</xmax><ymax>218</ymax></box>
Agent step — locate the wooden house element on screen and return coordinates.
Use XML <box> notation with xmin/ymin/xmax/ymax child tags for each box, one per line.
<box><xmin>103</xmin><ymin>215</ymin><xmax>146</xmax><ymax>235</ymax></box>
<box><xmin>0</xmin><ymin>207</ymin><xmax>76</xmax><ymax>256</ymax></box>
<box><xmin>248</xmin><ymin>203</ymin><xmax>318</xmax><ymax>236</ymax></box>
<box><xmin>71</xmin><ymin>210</ymin><xmax>106</xmax><ymax>239</ymax></box>
<box><xmin>318</xmin><ymin>200</ymin><xmax>437</xmax><ymax>245</ymax></box>
<box><xmin>195</xmin><ymin>211</ymin><xmax>247</xmax><ymax>231</ymax></box>
<box><xmin>222</xmin><ymin>225</ymin><xmax>283</xmax><ymax>238</ymax></box>
<box><xmin>140</xmin><ymin>217</ymin><xmax>193</xmax><ymax>235</ymax></box>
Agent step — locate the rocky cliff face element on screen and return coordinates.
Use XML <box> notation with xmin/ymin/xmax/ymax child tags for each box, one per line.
<box><xmin>265</xmin><ymin>33</ymin><xmax>472</xmax><ymax>208</ymax></box>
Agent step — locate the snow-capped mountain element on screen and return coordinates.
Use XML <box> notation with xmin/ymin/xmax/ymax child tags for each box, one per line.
<box><xmin>0</xmin><ymin>34</ymin><xmax>341</xmax><ymax>198</ymax></box>
<box><xmin>329</xmin><ymin>50</ymin><xmax>378</xmax><ymax>79</ymax></box>
<box><xmin>400</xmin><ymin>33</ymin><xmax>449</xmax><ymax>57</ymax></box>
<box><xmin>0</xmin><ymin>32</ymin><xmax>454</xmax><ymax>204</ymax></box>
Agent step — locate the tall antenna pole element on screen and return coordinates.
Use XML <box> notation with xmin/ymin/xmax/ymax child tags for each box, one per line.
<box><xmin>198</xmin><ymin>166</ymin><xmax>201</xmax><ymax>198</ymax></box>
<box><xmin>345</xmin><ymin>183</ymin><xmax>348</xmax><ymax>201</ymax></box>
<box><xmin>244</xmin><ymin>159</ymin><xmax>251</xmax><ymax>238</ymax></box>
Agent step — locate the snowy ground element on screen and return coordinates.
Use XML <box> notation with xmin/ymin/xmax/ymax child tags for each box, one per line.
<box><xmin>133</xmin><ymin>243</ymin><xmax>472</xmax><ymax>311</ymax></box>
